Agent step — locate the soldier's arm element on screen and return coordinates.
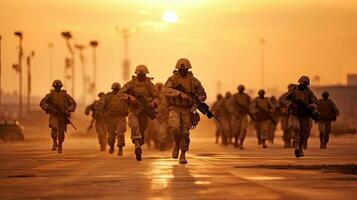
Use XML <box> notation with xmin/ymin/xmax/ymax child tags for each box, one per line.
<box><xmin>193</xmin><ymin>77</ymin><xmax>207</xmax><ymax>101</ymax></box>
<box><xmin>331</xmin><ymin>100</ymin><xmax>340</xmax><ymax>116</ymax></box>
<box><xmin>119</xmin><ymin>81</ymin><xmax>133</xmax><ymax>95</ymax></box>
<box><xmin>67</xmin><ymin>94</ymin><xmax>77</xmax><ymax>113</ymax></box>
<box><xmin>308</xmin><ymin>90</ymin><xmax>318</xmax><ymax>109</ymax></box>
<box><xmin>164</xmin><ymin>77</ymin><xmax>181</xmax><ymax>96</ymax></box>
<box><xmin>85</xmin><ymin>102</ymin><xmax>94</xmax><ymax>115</ymax></box>
<box><xmin>39</xmin><ymin>94</ymin><xmax>51</xmax><ymax>111</ymax></box>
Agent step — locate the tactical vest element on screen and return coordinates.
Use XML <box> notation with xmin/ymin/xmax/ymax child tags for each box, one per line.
<box><xmin>318</xmin><ymin>99</ymin><xmax>337</xmax><ymax>121</ymax></box>
<box><xmin>234</xmin><ymin>93</ymin><xmax>250</xmax><ymax>114</ymax></box>
<box><xmin>50</xmin><ymin>91</ymin><xmax>67</xmax><ymax>112</ymax></box>
<box><xmin>108</xmin><ymin>93</ymin><xmax>129</xmax><ymax>116</ymax></box>
<box><xmin>289</xmin><ymin>87</ymin><xmax>312</xmax><ymax>116</ymax></box>
<box><xmin>168</xmin><ymin>73</ymin><xmax>195</xmax><ymax>106</ymax></box>
<box><xmin>132</xmin><ymin>77</ymin><xmax>152</xmax><ymax>102</ymax></box>
<box><xmin>255</xmin><ymin>98</ymin><xmax>271</xmax><ymax>121</ymax></box>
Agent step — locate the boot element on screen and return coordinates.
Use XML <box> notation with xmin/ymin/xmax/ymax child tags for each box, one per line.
<box><xmin>179</xmin><ymin>150</ymin><xmax>187</xmax><ymax>164</ymax></box>
<box><xmin>234</xmin><ymin>137</ymin><xmax>239</xmax><ymax>148</ymax></box>
<box><xmin>109</xmin><ymin>145</ymin><xmax>114</xmax><ymax>154</ymax></box>
<box><xmin>57</xmin><ymin>143</ymin><xmax>63</xmax><ymax>154</ymax></box>
<box><xmin>118</xmin><ymin>146</ymin><xmax>123</xmax><ymax>156</ymax></box>
<box><xmin>134</xmin><ymin>140</ymin><xmax>142</xmax><ymax>161</ymax></box>
<box><xmin>294</xmin><ymin>142</ymin><xmax>301</xmax><ymax>158</ymax></box>
<box><xmin>172</xmin><ymin>143</ymin><xmax>180</xmax><ymax>159</ymax></box>
<box><xmin>300</xmin><ymin>148</ymin><xmax>304</xmax><ymax>157</ymax></box>
<box><xmin>239</xmin><ymin>140</ymin><xmax>244</xmax><ymax>150</ymax></box>
<box><xmin>52</xmin><ymin>139</ymin><xmax>57</xmax><ymax>151</ymax></box>
<box><xmin>262</xmin><ymin>139</ymin><xmax>267</xmax><ymax>148</ymax></box>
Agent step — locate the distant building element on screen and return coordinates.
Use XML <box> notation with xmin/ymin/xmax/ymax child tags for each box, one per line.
<box><xmin>347</xmin><ymin>74</ymin><xmax>357</xmax><ymax>86</ymax></box>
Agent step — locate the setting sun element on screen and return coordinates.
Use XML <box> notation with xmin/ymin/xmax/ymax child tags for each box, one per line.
<box><xmin>161</xmin><ymin>10</ymin><xmax>178</xmax><ymax>23</ymax></box>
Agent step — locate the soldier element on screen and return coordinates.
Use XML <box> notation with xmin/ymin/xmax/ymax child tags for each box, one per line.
<box><xmin>318</xmin><ymin>91</ymin><xmax>339</xmax><ymax>149</ymax></box>
<box><xmin>281</xmin><ymin>76</ymin><xmax>318</xmax><ymax>158</ymax></box>
<box><xmin>228</xmin><ymin>84</ymin><xmax>251</xmax><ymax>149</ymax></box>
<box><xmin>250</xmin><ymin>89</ymin><xmax>274</xmax><ymax>148</ymax></box>
<box><xmin>211</xmin><ymin>92</ymin><xmax>231</xmax><ymax>146</ymax></box>
<box><xmin>212</xmin><ymin>94</ymin><xmax>223</xmax><ymax>144</ymax></box>
<box><xmin>165</xmin><ymin>58</ymin><xmax>207</xmax><ymax>164</ymax></box>
<box><xmin>120</xmin><ymin>65</ymin><xmax>159</xmax><ymax>161</ymax></box>
<box><xmin>39</xmin><ymin>80</ymin><xmax>76</xmax><ymax>153</ymax></box>
<box><xmin>279</xmin><ymin>84</ymin><xmax>294</xmax><ymax>148</ymax></box>
<box><xmin>100</xmin><ymin>83</ymin><xmax>129</xmax><ymax>156</ymax></box>
<box><xmin>224</xmin><ymin>92</ymin><xmax>233</xmax><ymax>144</ymax></box>
<box><xmin>85</xmin><ymin>92</ymin><xmax>107</xmax><ymax>151</ymax></box>
<box><xmin>267</xmin><ymin>96</ymin><xmax>280</xmax><ymax>144</ymax></box>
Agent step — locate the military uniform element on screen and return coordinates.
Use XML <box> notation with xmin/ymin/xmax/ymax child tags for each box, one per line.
<box><xmin>120</xmin><ymin>65</ymin><xmax>159</xmax><ymax>161</ymax></box>
<box><xmin>228</xmin><ymin>85</ymin><xmax>251</xmax><ymax>149</ymax></box>
<box><xmin>97</xmin><ymin>83</ymin><xmax>129</xmax><ymax>156</ymax></box>
<box><xmin>318</xmin><ymin>92</ymin><xmax>339</xmax><ymax>148</ymax></box>
<box><xmin>280</xmin><ymin>76</ymin><xmax>318</xmax><ymax>157</ymax></box>
<box><xmin>39</xmin><ymin>80</ymin><xmax>76</xmax><ymax>153</ymax></box>
<box><xmin>165</xmin><ymin>58</ymin><xmax>207</xmax><ymax>164</ymax></box>
<box><xmin>211</xmin><ymin>94</ymin><xmax>223</xmax><ymax>144</ymax></box>
<box><xmin>85</xmin><ymin>92</ymin><xmax>107</xmax><ymax>151</ymax></box>
<box><xmin>250</xmin><ymin>90</ymin><xmax>274</xmax><ymax>148</ymax></box>
<box><xmin>213</xmin><ymin>93</ymin><xmax>231</xmax><ymax>145</ymax></box>
<box><xmin>267</xmin><ymin>96</ymin><xmax>280</xmax><ymax>144</ymax></box>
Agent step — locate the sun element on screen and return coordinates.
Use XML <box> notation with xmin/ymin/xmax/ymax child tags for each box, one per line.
<box><xmin>162</xmin><ymin>10</ymin><xmax>178</xmax><ymax>23</ymax></box>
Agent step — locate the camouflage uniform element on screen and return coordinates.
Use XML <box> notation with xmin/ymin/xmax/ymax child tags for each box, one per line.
<box><xmin>40</xmin><ymin>80</ymin><xmax>76</xmax><ymax>153</ymax></box>
<box><xmin>99</xmin><ymin>83</ymin><xmax>129</xmax><ymax>156</ymax></box>
<box><xmin>120</xmin><ymin>65</ymin><xmax>159</xmax><ymax>161</ymax></box>
<box><xmin>318</xmin><ymin>92</ymin><xmax>339</xmax><ymax>148</ymax></box>
<box><xmin>165</xmin><ymin>58</ymin><xmax>207</xmax><ymax>164</ymax></box>
<box><xmin>267</xmin><ymin>96</ymin><xmax>280</xmax><ymax>144</ymax></box>
<box><xmin>281</xmin><ymin>76</ymin><xmax>318</xmax><ymax>157</ymax></box>
<box><xmin>250</xmin><ymin>90</ymin><xmax>274</xmax><ymax>148</ymax></box>
<box><xmin>211</xmin><ymin>94</ymin><xmax>223</xmax><ymax>144</ymax></box>
<box><xmin>212</xmin><ymin>93</ymin><xmax>231</xmax><ymax>145</ymax></box>
<box><xmin>85</xmin><ymin>92</ymin><xmax>107</xmax><ymax>151</ymax></box>
<box><xmin>228</xmin><ymin>85</ymin><xmax>251</xmax><ymax>149</ymax></box>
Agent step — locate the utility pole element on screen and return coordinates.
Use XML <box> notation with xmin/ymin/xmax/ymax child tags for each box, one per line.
<box><xmin>0</xmin><ymin>35</ymin><xmax>2</xmax><ymax>110</ymax></box>
<box><xmin>89</xmin><ymin>40</ymin><xmax>98</xmax><ymax>99</ymax></box>
<box><xmin>13</xmin><ymin>31</ymin><xmax>23</xmax><ymax>118</ymax></box>
<box><xmin>48</xmin><ymin>43</ymin><xmax>54</xmax><ymax>85</ymax></box>
<box><xmin>26</xmin><ymin>51</ymin><xmax>35</xmax><ymax>113</ymax></box>
<box><xmin>259</xmin><ymin>38</ymin><xmax>265</xmax><ymax>89</ymax></box>
<box><xmin>75</xmin><ymin>44</ymin><xmax>86</xmax><ymax>105</ymax></box>
<box><xmin>61</xmin><ymin>31</ymin><xmax>75</xmax><ymax>97</ymax></box>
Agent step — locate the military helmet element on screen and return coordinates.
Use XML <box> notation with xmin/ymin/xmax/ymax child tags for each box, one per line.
<box><xmin>298</xmin><ymin>76</ymin><xmax>310</xmax><ymax>86</ymax></box>
<box><xmin>322</xmin><ymin>91</ymin><xmax>329</xmax><ymax>98</ymax></box>
<box><xmin>258</xmin><ymin>89</ymin><xmax>265</xmax><ymax>95</ymax></box>
<box><xmin>225</xmin><ymin>91</ymin><xmax>232</xmax><ymax>98</ymax></box>
<box><xmin>135</xmin><ymin>65</ymin><xmax>149</xmax><ymax>74</ymax></box>
<box><xmin>111</xmin><ymin>82</ymin><xmax>121</xmax><ymax>90</ymax></box>
<box><xmin>52</xmin><ymin>79</ymin><xmax>63</xmax><ymax>87</ymax></box>
<box><xmin>175</xmin><ymin>58</ymin><xmax>192</xmax><ymax>69</ymax></box>
<box><xmin>237</xmin><ymin>84</ymin><xmax>245</xmax><ymax>91</ymax></box>
<box><xmin>98</xmin><ymin>92</ymin><xmax>105</xmax><ymax>98</ymax></box>
<box><xmin>217</xmin><ymin>94</ymin><xmax>223</xmax><ymax>99</ymax></box>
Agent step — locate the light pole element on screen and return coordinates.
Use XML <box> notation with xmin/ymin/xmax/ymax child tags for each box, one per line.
<box><xmin>13</xmin><ymin>31</ymin><xmax>23</xmax><ymax>118</ymax></box>
<box><xmin>26</xmin><ymin>51</ymin><xmax>35</xmax><ymax>113</ymax></box>
<box><xmin>61</xmin><ymin>31</ymin><xmax>75</xmax><ymax>97</ymax></box>
<box><xmin>89</xmin><ymin>40</ymin><xmax>98</xmax><ymax>99</ymax></box>
<box><xmin>75</xmin><ymin>44</ymin><xmax>86</xmax><ymax>105</ymax></box>
<box><xmin>259</xmin><ymin>38</ymin><xmax>266</xmax><ymax>89</ymax></box>
<box><xmin>48</xmin><ymin>43</ymin><xmax>54</xmax><ymax>85</ymax></box>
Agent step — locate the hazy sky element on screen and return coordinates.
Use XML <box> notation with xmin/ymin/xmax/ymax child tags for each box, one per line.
<box><xmin>1</xmin><ymin>0</ymin><xmax>357</xmax><ymax>102</ymax></box>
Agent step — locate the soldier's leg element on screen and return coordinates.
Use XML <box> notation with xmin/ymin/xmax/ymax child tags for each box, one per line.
<box><xmin>106</xmin><ymin>118</ymin><xmax>116</xmax><ymax>154</ymax></box>
<box><xmin>96</xmin><ymin>119</ymin><xmax>107</xmax><ymax>151</ymax></box>
<box><xmin>128</xmin><ymin>113</ymin><xmax>144</xmax><ymax>161</ymax></box>
<box><xmin>231</xmin><ymin>117</ymin><xmax>239</xmax><ymax>147</ymax></box>
<box><xmin>260</xmin><ymin>120</ymin><xmax>269</xmax><ymax>148</ymax></box>
<box><xmin>116</xmin><ymin>117</ymin><xmax>126</xmax><ymax>156</ymax></box>
<box><xmin>303</xmin><ymin>118</ymin><xmax>312</xmax><ymax>150</ymax></box>
<box><xmin>57</xmin><ymin>129</ymin><xmax>65</xmax><ymax>154</ymax></box>
<box><xmin>239</xmin><ymin>116</ymin><xmax>248</xmax><ymax>149</ymax></box>
<box><xmin>168</xmin><ymin>109</ymin><xmax>181</xmax><ymax>159</ymax></box>
<box><xmin>325</xmin><ymin>122</ymin><xmax>332</xmax><ymax>148</ymax></box>
<box><xmin>289</xmin><ymin>115</ymin><xmax>302</xmax><ymax>157</ymax></box>
<box><xmin>138</xmin><ymin>113</ymin><xmax>149</xmax><ymax>145</ymax></box>
<box><xmin>318</xmin><ymin>122</ymin><xmax>326</xmax><ymax>148</ymax></box>
<box><xmin>178</xmin><ymin>109</ymin><xmax>192</xmax><ymax>164</ymax></box>
<box><xmin>51</xmin><ymin>128</ymin><xmax>58</xmax><ymax>151</ymax></box>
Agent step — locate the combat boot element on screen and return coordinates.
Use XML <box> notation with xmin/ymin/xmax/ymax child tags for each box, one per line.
<box><xmin>300</xmin><ymin>148</ymin><xmax>304</xmax><ymax>157</ymax></box>
<box><xmin>262</xmin><ymin>139</ymin><xmax>267</xmax><ymax>148</ymax></box>
<box><xmin>172</xmin><ymin>143</ymin><xmax>180</xmax><ymax>159</ymax></box>
<box><xmin>52</xmin><ymin>139</ymin><xmax>57</xmax><ymax>151</ymax></box>
<box><xmin>294</xmin><ymin>142</ymin><xmax>301</xmax><ymax>158</ymax></box>
<box><xmin>118</xmin><ymin>146</ymin><xmax>123</xmax><ymax>156</ymax></box>
<box><xmin>109</xmin><ymin>145</ymin><xmax>114</xmax><ymax>154</ymax></box>
<box><xmin>57</xmin><ymin>143</ymin><xmax>63</xmax><ymax>154</ymax></box>
<box><xmin>179</xmin><ymin>150</ymin><xmax>187</xmax><ymax>164</ymax></box>
<box><xmin>134</xmin><ymin>140</ymin><xmax>142</xmax><ymax>161</ymax></box>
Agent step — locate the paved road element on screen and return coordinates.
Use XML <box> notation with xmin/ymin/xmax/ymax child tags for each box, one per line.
<box><xmin>0</xmin><ymin>134</ymin><xmax>356</xmax><ymax>200</ymax></box>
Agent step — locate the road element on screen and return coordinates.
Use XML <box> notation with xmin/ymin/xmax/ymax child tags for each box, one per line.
<box><xmin>0</xmin><ymin>133</ymin><xmax>356</xmax><ymax>200</ymax></box>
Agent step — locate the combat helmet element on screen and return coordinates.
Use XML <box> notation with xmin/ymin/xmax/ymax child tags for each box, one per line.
<box><xmin>237</xmin><ymin>84</ymin><xmax>245</xmax><ymax>92</ymax></box>
<box><xmin>298</xmin><ymin>76</ymin><xmax>310</xmax><ymax>86</ymax></box>
<box><xmin>111</xmin><ymin>82</ymin><xmax>121</xmax><ymax>90</ymax></box>
<box><xmin>322</xmin><ymin>91</ymin><xmax>329</xmax><ymax>98</ymax></box>
<box><xmin>175</xmin><ymin>58</ymin><xmax>192</xmax><ymax>69</ymax></box>
<box><xmin>52</xmin><ymin>79</ymin><xmax>63</xmax><ymax>87</ymax></box>
<box><xmin>98</xmin><ymin>92</ymin><xmax>105</xmax><ymax>98</ymax></box>
<box><xmin>258</xmin><ymin>89</ymin><xmax>265</xmax><ymax>95</ymax></box>
<box><xmin>135</xmin><ymin>65</ymin><xmax>149</xmax><ymax>74</ymax></box>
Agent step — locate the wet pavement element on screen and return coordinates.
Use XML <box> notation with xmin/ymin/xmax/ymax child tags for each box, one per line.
<box><xmin>0</xmin><ymin>135</ymin><xmax>356</xmax><ymax>200</ymax></box>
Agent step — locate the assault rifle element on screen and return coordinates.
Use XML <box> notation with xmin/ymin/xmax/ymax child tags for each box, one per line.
<box><xmin>48</xmin><ymin>102</ymin><xmax>77</xmax><ymax>130</ymax></box>
<box><xmin>175</xmin><ymin>84</ymin><xmax>221</xmax><ymax>123</ymax></box>
<box><xmin>135</xmin><ymin>95</ymin><xmax>161</xmax><ymax>124</ymax></box>
<box><xmin>287</xmin><ymin>94</ymin><xmax>320</xmax><ymax>122</ymax></box>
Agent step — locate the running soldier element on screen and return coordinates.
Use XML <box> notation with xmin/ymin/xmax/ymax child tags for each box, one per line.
<box><xmin>120</xmin><ymin>65</ymin><xmax>159</xmax><ymax>161</ymax></box>
<box><xmin>39</xmin><ymin>80</ymin><xmax>76</xmax><ymax>153</ymax></box>
<box><xmin>165</xmin><ymin>58</ymin><xmax>207</xmax><ymax>164</ymax></box>
<box><xmin>318</xmin><ymin>91</ymin><xmax>339</xmax><ymax>149</ymax></box>
<box><xmin>228</xmin><ymin>85</ymin><xmax>251</xmax><ymax>149</ymax></box>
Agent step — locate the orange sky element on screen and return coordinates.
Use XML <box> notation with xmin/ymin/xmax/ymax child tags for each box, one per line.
<box><xmin>1</xmin><ymin>0</ymin><xmax>357</xmax><ymax>102</ymax></box>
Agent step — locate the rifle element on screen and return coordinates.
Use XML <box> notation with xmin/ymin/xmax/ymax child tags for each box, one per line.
<box><xmin>48</xmin><ymin>102</ymin><xmax>77</xmax><ymax>130</ymax></box>
<box><xmin>135</xmin><ymin>95</ymin><xmax>161</xmax><ymax>124</ymax></box>
<box><xmin>287</xmin><ymin>94</ymin><xmax>320</xmax><ymax>122</ymax></box>
<box><xmin>175</xmin><ymin>84</ymin><xmax>221</xmax><ymax>123</ymax></box>
<box><xmin>255</xmin><ymin>103</ymin><xmax>277</xmax><ymax>124</ymax></box>
<box><xmin>86</xmin><ymin>118</ymin><xmax>95</xmax><ymax>133</ymax></box>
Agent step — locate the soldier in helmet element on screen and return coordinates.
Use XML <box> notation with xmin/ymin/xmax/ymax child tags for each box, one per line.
<box><xmin>212</xmin><ymin>94</ymin><xmax>223</xmax><ymax>144</ymax></box>
<box><xmin>165</xmin><ymin>58</ymin><xmax>207</xmax><ymax>164</ymax></box>
<box><xmin>281</xmin><ymin>76</ymin><xmax>318</xmax><ymax>157</ymax></box>
<box><xmin>318</xmin><ymin>91</ymin><xmax>339</xmax><ymax>149</ymax></box>
<box><xmin>250</xmin><ymin>89</ymin><xmax>274</xmax><ymax>148</ymax></box>
<box><xmin>39</xmin><ymin>80</ymin><xmax>76</xmax><ymax>153</ymax></box>
<box><xmin>120</xmin><ymin>65</ymin><xmax>159</xmax><ymax>161</ymax></box>
<box><xmin>99</xmin><ymin>82</ymin><xmax>129</xmax><ymax>156</ymax></box>
<box><xmin>228</xmin><ymin>84</ymin><xmax>251</xmax><ymax>149</ymax></box>
<box><xmin>85</xmin><ymin>92</ymin><xmax>107</xmax><ymax>151</ymax></box>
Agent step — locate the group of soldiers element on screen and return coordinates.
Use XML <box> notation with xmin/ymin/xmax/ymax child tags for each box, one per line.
<box><xmin>40</xmin><ymin>58</ymin><xmax>207</xmax><ymax>164</ymax></box>
<box><xmin>212</xmin><ymin>76</ymin><xmax>340</xmax><ymax>157</ymax></box>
